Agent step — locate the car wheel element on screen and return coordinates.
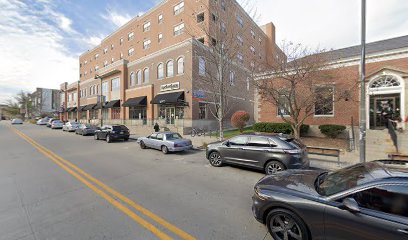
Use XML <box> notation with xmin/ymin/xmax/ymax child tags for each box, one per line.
<box><xmin>209</xmin><ymin>151</ymin><xmax>223</xmax><ymax>167</ymax></box>
<box><xmin>94</xmin><ymin>134</ymin><xmax>99</xmax><ymax>140</ymax></box>
<box><xmin>106</xmin><ymin>135</ymin><xmax>111</xmax><ymax>143</ymax></box>
<box><xmin>265</xmin><ymin>160</ymin><xmax>286</xmax><ymax>175</ymax></box>
<box><xmin>140</xmin><ymin>141</ymin><xmax>146</xmax><ymax>149</ymax></box>
<box><xmin>124</xmin><ymin>138</ymin><xmax>129</xmax><ymax>141</ymax></box>
<box><xmin>266</xmin><ymin>209</ymin><xmax>309</xmax><ymax>240</ymax></box>
<box><xmin>82</xmin><ymin>132</ymin><xmax>85</xmax><ymax>136</ymax></box>
<box><xmin>161</xmin><ymin>145</ymin><xmax>168</xmax><ymax>154</ymax></box>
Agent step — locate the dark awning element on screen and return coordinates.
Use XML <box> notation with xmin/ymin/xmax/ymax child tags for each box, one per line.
<box><xmin>151</xmin><ymin>91</ymin><xmax>185</xmax><ymax>105</ymax></box>
<box><xmin>122</xmin><ymin>96</ymin><xmax>147</xmax><ymax>107</ymax></box>
<box><xmin>67</xmin><ymin>107</ymin><xmax>77</xmax><ymax>112</ymax></box>
<box><xmin>77</xmin><ymin>105</ymin><xmax>86</xmax><ymax>111</ymax></box>
<box><xmin>104</xmin><ymin>100</ymin><xmax>121</xmax><ymax>108</ymax></box>
<box><xmin>94</xmin><ymin>102</ymin><xmax>107</xmax><ymax>110</ymax></box>
<box><xmin>83</xmin><ymin>104</ymin><xmax>97</xmax><ymax>111</ymax></box>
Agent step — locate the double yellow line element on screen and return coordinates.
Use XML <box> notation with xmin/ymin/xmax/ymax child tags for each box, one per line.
<box><xmin>9</xmin><ymin>126</ymin><xmax>196</xmax><ymax>240</ymax></box>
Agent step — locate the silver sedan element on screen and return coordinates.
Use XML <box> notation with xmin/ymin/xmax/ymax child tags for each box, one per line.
<box><xmin>62</xmin><ymin>122</ymin><xmax>80</xmax><ymax>132</ymax></box>
<box><xmin>137</xmin><ymin>132</ymin><xmax>193</xmax><ymax>154</ymax></box>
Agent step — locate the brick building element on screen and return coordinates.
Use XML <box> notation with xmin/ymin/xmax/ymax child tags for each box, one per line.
<box><xmin>59</xmin><ymin>0</ymin><xmax>281</xmax><ymax>134</ymax></box>
<box><xmin>30</xmin><ymin>88</ymin><xmax>60</xmax><ymax>117</ymax></box>
<box><xmin>256</xmin><ymin>35</ymin><xmax>408</xmax><ymax>136</ymax></box>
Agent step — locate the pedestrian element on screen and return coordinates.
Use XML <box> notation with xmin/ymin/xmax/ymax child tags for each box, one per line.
<box><xmin>381</xmin><ymin>103</ymin><xmax>393</xmax><ymax>127</ymax></box>
<box><xmin>390</xmin><ymin>117</ymin><xmax>404</xmax><ymax>133</ymax></box>
<box><xmin>154</xmin><ymin>122</ymin><xmax>160</xmax><ymax>132</ymax></box>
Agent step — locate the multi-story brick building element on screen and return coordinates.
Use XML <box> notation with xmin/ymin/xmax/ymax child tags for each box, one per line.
<box><xmin>30</xmin><ymin>88</ymin><xmax>60</xmax><ymax>117</ymax></box>
<box><xmin>60</xmin><ymin>0</ymin><xmax>280</xmax><ymax>134</ymax></box>
<box><xmin>256</xmin><ymin>35</ymin><xmax>408</xmax><ymax>135</ymax></box>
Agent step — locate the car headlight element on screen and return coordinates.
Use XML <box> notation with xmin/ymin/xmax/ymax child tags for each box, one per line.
<box><xmin>254</xmin><ymin>187</ymin><xmax>269</xmax><ymax>200</ymax></box>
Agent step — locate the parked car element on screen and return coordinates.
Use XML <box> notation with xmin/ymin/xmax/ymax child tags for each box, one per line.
<box><xmin>94</xmin><ymin>125</ymin><xmax>130</xmax><ymax>143</ymax></box>
<box><xmin>11</xmin><ymin>118</ymin><xmax>23</xmax><ymax>124</ymax></box>
<box><xmin>36</xmin><ymin>118</ymin><xmax>48</xmax><ymax>125</ymax></box>
<box><xmin>252</xmin><ymin>160</ymin><xmax>408</xmax><ymax>240</ymax></box>
<box><xmin>137</xmin><ymin>132</ymin><xmax>193</xmax><ymax>154</ymax></box>
<box><xmin>75</xmin><ymin>124</ymin><xmax>97</xmax><ymax>136</ymax></box>
<box><xmin>62</xmin><ymin>121</ymin><xmax>80</xmax><ymax>132</ymax></box>
<box><xmin>51</xmin><ymin>120</ymin><xmax>64</xmax><ymax>129</ymax></box>
<box><xmin>206</xmin><ymin>133</ymin><xmax>309</xmax><ymax>174</ymax></box>
<box><xmin>46</xmin><ymin>118</ymin><xmax>56</xmax><ymax>128</ymax></box>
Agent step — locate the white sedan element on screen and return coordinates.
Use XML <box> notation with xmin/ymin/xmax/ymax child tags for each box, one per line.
<box><xmin>36</xmin><ymin>118</ymin><xmax>48</xmax><ymax>125</ymax></box>
<box><xmin>51</xmin><ymin>120</ymin><xmax>64</xmax><ymax>129</ymax></box>
<box><xmin>62</xmin><ymin>122</ymin><xmax>80</xmax><ymax>132</ymax></box>
<box><xmin>11</xmin><ymin>118</ymin><xmax>23</xmax><ymax>124</ymax></box>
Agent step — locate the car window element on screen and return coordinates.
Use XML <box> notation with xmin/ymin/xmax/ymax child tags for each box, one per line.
<box><xmin>229</xmin><ymin>136</ymin><xmax>248</xmax><ymax>146</ymax></box>
<box><xmin>166</xmin><ymin>133</ymin><xmax>182</xmax><ymax>140</ymax></box>
<box><xmin>352</xmin><ymin>185</ymin><xmax>408</xmax><ymax>217</ymax></box>
<box><xmin>157</xmin><ymin>134</ymin><xmax>164</xmax><ymax>140</ymax></box>
<box><xmin>247</xmin><ymin>136</ymin><xmax>271</xmax><ymax>147</ymax></box>
<box><xmin>113</xmin><ymin>125</ymin><xmax>129</xmax><ymax>131</ymax></box>
<box><xmin>149</xmin><ymin>134</ymin><xmax>157</xmax><ymax>139</ymax></box>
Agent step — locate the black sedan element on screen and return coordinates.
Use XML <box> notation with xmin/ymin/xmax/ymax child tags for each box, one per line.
<box><xmin>252</xmin><ymin>160</ymin><xmax>408</xmax><ymax>240</ymax></box>
<box><xmin>94</xmin><ymin>125</ymin><xmax>130</xmax><ymax>143</ymax></box>
<box><xmin>75</xmin><ymin>123</ymin><xmax>97</xmax><ymax>136</ymax></box>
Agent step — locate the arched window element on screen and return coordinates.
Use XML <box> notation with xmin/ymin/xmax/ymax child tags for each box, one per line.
<box><xmin>130</xmin><ymin>72</ymin><xmax>136</xmax><ymax>86</ymax></box>
<box><xmin>166</xmin><ymin>60</ymin><xmax>174</xmax><ymax>77</ymax></box>
<box><xmin>177</xmin><ymin>57</ymin><xmax>184</xmax><ymax>75</ymax></box>
<box><xmin>370</xmin><ymin>75</ymin><xmax>400</xmax><ymax>88</ymax></box>
<box><xmin>136</xmin><ymin>70</ymin><xmax>142</xmax><ymax>85</ymax></box>
<box><xmin>157</xmin><ymin>63</ymin><xmax>164</xmax><ymax>79</ymax></box>
<box><xmin>143</xmin><ymin>68</ymin><xmax>149</xmax><ymax>83</ymax></box>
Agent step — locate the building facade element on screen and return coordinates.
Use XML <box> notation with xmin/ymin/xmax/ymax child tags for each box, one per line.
<box><xmin>31</xmin><ymin>88</ymin><xmax>60</xmax><ymax>117</ymax></box>
<box><xmin>60</xmin><ymin>0</ymin><xmax>280</xmax><ymax>134</ymax></box>
<box><xmin>256</xmin><ymin>35</ymin><xmax>408</xmax><ymax>135</ymax></box>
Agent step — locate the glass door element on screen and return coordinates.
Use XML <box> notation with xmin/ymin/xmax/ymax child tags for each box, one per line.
<box><xmin>370</xmin><ymin>95</ymin><xmax>398</xmax><ymax>129</ymax></box>
<box><xmin>165</xmin><ymin>107</ymin><xmax>175</xmax><ymax>124</ymax></box>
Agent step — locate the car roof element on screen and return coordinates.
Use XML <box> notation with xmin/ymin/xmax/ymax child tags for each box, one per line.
<box><xmin>374</xmin><ymin>160</ymin><xmax>408</xmax><ymax>178</ymax></box>
<box><xmin>152</xmin><ymin>132</ymin><xmax>178</xmax><ymax>134</ymax></box>
<box><xmin>233</xmin><ymin>133</ymin><xmax>294</xmax><ymax>140</ymax></box>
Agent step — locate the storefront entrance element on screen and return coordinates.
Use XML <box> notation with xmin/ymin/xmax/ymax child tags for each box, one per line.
<box><xmin>369</xmin><ymin>94</ymin><xmax>400</xmax><ymax>129</ymax></box>
<box><xmin>165</xmin><ymin>107</ymin><xmax>175</xmax><ymax>124</ymax></box>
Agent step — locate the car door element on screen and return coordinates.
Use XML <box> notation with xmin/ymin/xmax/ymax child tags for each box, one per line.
<box><xmin>145</xmin><ymin>133</ymin><xmax>157</xmax><ymax>148</ymax></box>
<box><xmin>155</xmin><ymin>133</ymin><xmax>164</xmax><ymax>149</ymax></box>
<box><xmin>241</xmin><ymin>136</ymin><xmax>278</xmax><ymax>168</ymax></box>
<box><xmin>219</xmin><ymin>136</ymin><xmax>248</xmax><ymax>164</ymax></box>
<box><xmin>324</xmin><ymin>184</ymin><xmax>408</xmax><ymax>240</ymax></box>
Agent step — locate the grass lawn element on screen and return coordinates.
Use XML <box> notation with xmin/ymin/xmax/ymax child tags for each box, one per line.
<box><xmin>213</xmin><ymin>126</ymin><xmax>254</xmax><ymax>139</ymax></box>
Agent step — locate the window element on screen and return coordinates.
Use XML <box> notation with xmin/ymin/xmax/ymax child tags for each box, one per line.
<box><xmin>129</xmin><ymin>107</ymin><xmax>147</xmax><ymax>121</ymax></box>
<box><xmin>211</xmin><ymin>13</ymin><xmax>218</xmax><ymax>22</ymax></box>
<box><xmin>247</xmin><ymin>136</ymin><xmax>270</xmax><ymax>147</ymax></box>
<box><xmin>351</xmin><ymin>185</ymin><xmax>408</xmax><ymax>217</ymax></box>
<box><xmin>198</xmin><ymin>56</ymin><xmax>205</xmax><ymax>76</ymax></box>
<box><xmin>221</xmin><ymin>0</ymin><xmax>225</xmax><ymax>11</ymax></box>
<box><xmin>111</xmin><ymin>44</ymin><xmax>114</xmax><ymax>50</ymax></box>
<box><xmin>166</xmin><ymin>60</ymin><xmax>174</xmax><ymax>77</ymax></box>
<box><xmin>237</xmin><ymin>53</ymin><xmax>243</xmax><ymax>64</ymax></box>
<box><xmin>95</xmin><ymin>54</ymin><xmax>99</xmax><ymax>60</ymax></box>
<box><xmin>111</xmin><ymin>57</ymin><xmax>114</xmax><ymax>63</ymax></box>
<box><xmin>103</xmin><ymin>60</ymin><xmax>108</xmax><ymax>67</ymax></box>
<box><xmin>84</xmin><ymin>60</ymin><xmax>87</xmax><ymax>65</ymax></box>
<box><xmin>120</xmin><ymin>38</ymin><xmax>123</xmax><ymax>45</ymax></box>
<box><xmin>211</xmin><ymin>38</ymin><xmax>217</xmax><ymax>46</ymax></box>
<box><xmin>128</xmin><ymin>32</ymin><xmax>134</xmax><ymax>41</ymax></box>
<box><xmin>143</xmin><ymin>22</ymin><xmax>151</xmax><ymax>32</ymax></box>
<box><xmin>277</xmin><ymin>92</ymin><xmax>291</xmax><ymax>116</ymax></box>
<box><xmin>250</xmin><ymin>29</ymin><xmax>255</xmax><ymax>39</ymax></box>
<box><xmin>111</xmin><ymin>108</ymin><xmax>120</xmax><ymax>119</ymax></box>
<box><xmin>157</xmin><ymin>63</ymin><xmax>164</xmax><ymax>79</ymax></box>
<box><xmin>177</xmin><ymin>57</ymin><xmax>184</xmax><ymax>75</ymax></box>
<box><xmin>143</xmin><ymin>39</ymin><xmax>151</xmax><ymax>49</ymax></box>
<box><xmin>229</xmin><ymin>136</ymin><xmax>248</xmax><ymax>146</ymax></box>
<box><xmin>229</xmin><ymin>71</ymin><xmax>235</xmax><ymax>86</ymax></box>
<box><xmin>111</xmin><ymin>78</ymin><xmax>120</xmax><ymax>91</ymax></box>
<box><xmin>102</xmin><ymin>109</ymin><xmax>109</xmax><ymax>120</ymax></box>
<box><xmin>236</xmin><ymin>15</ymin><xmax>243</xmax><ymax>27</ymax></box>
<box><xmin>95</xmin><ymin>65</ymin><xmax>99</xmax><ymax>71</ymax></box>
<box><xmin>250</xmin><ymin>46</ymin><xmax>256</xmax><ymax>55</ymax></box>
<box><xmin>237</xmin><ymin>35</ymin><xmax>243</xmax><ymax>46</ymax></box>
<box><xmin>173</xmin><ymin>23</ymin><xmax>184</xmax><ymax>36</ymax></box>
<box><xmin>130</xmin><ymin>72</ymin><xmax>136</xmax><ymax>86</ymax></box>
<box><xmin>199</xmin><ymin>102</ymin><xmax>207</xmax><ymax>119</ymax></box>
<box><xmin>174</xmin><ymin>1</ymin><xmax>184</xmax><ymax>15</ymax></box>
<box><xmin>246</xmin><ymin>77</ymin><xmax>250</xmax><ymax>91</ymax></box>
<box><xmin>128</xmin><ymin>48</ymin><xmax>134</xmax><ymax>56</ymax></box>
<box><xmin>156</xmin><ymin>133</ymin><xmax>164</xmax><ymax>140</ymax></box>
<box><xmin>143</xmin><ymin>68</ymin><xmax>149</xmax><ymax>83</ymax></box>
<box><xmin>158</xmin><ymin>33</ymin><xmax>163</xmax><ymax>43</ymax></box>
<box><xmin>158</xmin><ymin>14</ymin><xmax>163</xmax><ymax>24</ymax></box>
<box><xmin>120</xmin><ymin>52</ymin><xmax>123</xmax><ymax>59</ymax></box>
<box><xmin>103</xmin><ymin>48</ymin><xmax>108</xmax><ymax>54</ymax></box>
<box><xmin>102</xmin><ymin>82</ymin><xmax>109</xmax><ymax>95</ymax></box>
<box><xmin>197</xmin><ymin>12</ymin><xmax>205</xmax><ymax>23</ymax></box>
<box><xmin>197</xmin><ymin>37</ymin><xmax>204</xmax><ymax>44</ymax></box>
<box><xmin>220</xmin><ymin>21</ymin><xmax>226</xmax><ymax>33</ymax></box>
<box><xmin>137</xmin><ymin>70</ymin><xmax>142</xmax><ymax>85</ymax></box>
<box><xmin>314</xmin><ymin>86</ymin><xmax>334</xmax><ymax>116</ymax></box>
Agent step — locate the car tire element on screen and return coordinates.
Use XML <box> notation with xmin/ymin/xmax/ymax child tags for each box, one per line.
<box><xmin>124</xmin><ymin>138</ymin><xmax>129</xmax><ymax>141</ymax></box>
<box><xmin>140</xmin><ymin>141</ymin><xmax>146</xmax><ymax>149</ymax></box>
<box><xmin>106</xmin><ymin>135</ymin><xmax>111</xmax><ymax>143</ymax></box>
<box><xmin>82</xmin><ymin>132</ymin><xmax>85</xmax><ymax>136</ymax></box>
<box><xmin>208</xmin><ymin>151</ymin><xmax>223</xmax><ymax>167</ymax></box>
<box><xmin>266</xmin><ymin>209</ymin><xmax>309</xmax><ymax>240</ymax></box>
<box><xmin>265</xmin><ymin>160</ymin><xmax>286</xmax><ymax>175</ymax></box>
<box><xmin>161</xmin><ymin>145</ymin><xmax>168</xmax><ymax>154</ymax></box>
<box><xmin>94</xmin><ymin>134</ymin><xmax>99</xmax><ymax>140</ymax></box>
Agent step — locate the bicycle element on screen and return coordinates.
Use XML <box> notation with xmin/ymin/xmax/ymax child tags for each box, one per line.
<box><xmin>191</xmin><ymin>128</ymin><xmax>206</xmax><ymax>137</ymax></box>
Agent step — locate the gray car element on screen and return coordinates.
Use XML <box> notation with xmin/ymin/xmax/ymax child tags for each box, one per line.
<box><xmin>75</xmin><ymin>124</ymin><xmax>97</xmax><ymax>136</ymax></box>
<box><xmin>137</xmin><ymin>132</ymin><xmax>193</xmax><ymax>154</ymax></box>
<box><xmin>206</xmin><ymin>133</ymin><xmax>309</xmax><ymax>174</ymax></box>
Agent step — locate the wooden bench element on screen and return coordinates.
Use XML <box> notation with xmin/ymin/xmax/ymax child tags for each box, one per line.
<box><xmin>388</xmin><ymin>154</ymin><xmax>408</xmax><ymax>161</ymax></box>
<box><xmin>306</xmin><ymin>146</ymin><xmax>341</xmax><ymax>165</ymax></box>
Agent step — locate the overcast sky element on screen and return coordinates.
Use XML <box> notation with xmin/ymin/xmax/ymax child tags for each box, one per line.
<box><xmin>0</xmin><ymin>0</ymin><xmax>407</xmax><ymax>103</ymax></box>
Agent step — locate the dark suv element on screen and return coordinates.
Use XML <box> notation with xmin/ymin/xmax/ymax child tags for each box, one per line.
<box><xmin>94</xmin><ymin>125</ymin><xmax>130</xmax><ymax>143</ymax></box>
<box><xmin>206</xmin><ymin>133</ymin><xmax>309</xmax><ymax>174</ymax></box>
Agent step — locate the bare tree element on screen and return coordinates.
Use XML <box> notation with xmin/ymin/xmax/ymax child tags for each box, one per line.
<box><xmin>2</xmin><ymin>91</ymin><xmax>33</xmax><ymax>119</ymax></box>
<box><xmin>186</xmin><ymin>0</ymin><xmax>262</xmax><ymax>140</ymax></box>
<box><xmin>254</xmin><ymin>41</ymin><xmax>356</xmax><ymax>138</ymax></box>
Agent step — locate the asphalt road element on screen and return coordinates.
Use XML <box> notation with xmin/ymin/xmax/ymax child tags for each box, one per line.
<box><xmin>0</xmin><ymin>122</ymin><xmax>272</xmax><ymax>240</ymax></box>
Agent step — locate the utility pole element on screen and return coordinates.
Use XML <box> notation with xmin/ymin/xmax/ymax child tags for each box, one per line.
<box><xmin>359</xmin><ymin>0</ymin><xmax>367</xmax><ymax>163</ymax></box>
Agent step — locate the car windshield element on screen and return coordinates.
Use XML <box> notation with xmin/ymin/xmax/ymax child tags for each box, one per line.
<box><xmin>316</xmin><ymin>163</ymin><xmax>378</xmax><ymax>196</ymax></box>
<box><xmin>166</xmin><ymin>133</ymin><xmax>182</xmax><ymax>140</ymax></box>
<box><xmin>112</xmin><ymin>126</ymin><xmax>128</xmax><ymax>131</ymax></box>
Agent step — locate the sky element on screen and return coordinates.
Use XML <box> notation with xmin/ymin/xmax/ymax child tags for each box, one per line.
<box><xmin>0</xmin><ymin>0</ymin><xmax>407</xmax><ymax>103</ymax></box>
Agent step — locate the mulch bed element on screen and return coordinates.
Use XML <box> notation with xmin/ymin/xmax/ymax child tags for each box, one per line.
<box><xmin>300</xmin><ymin>137</ymin><xmax>348</xmax><ymax>150</ymax></box>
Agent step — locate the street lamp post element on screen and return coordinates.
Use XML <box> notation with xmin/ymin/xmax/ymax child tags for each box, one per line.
<box><xmin>95</xmin><ymin>74</ymin><xmax>103</xmax><ymax>127</ymax></box>
<box><xmin>359</xmin><ymin>0</ymin><xmax>367</xmax><ymax>163</ymax></box>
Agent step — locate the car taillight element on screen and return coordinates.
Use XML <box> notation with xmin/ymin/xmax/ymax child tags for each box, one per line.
<box><xmin>284</xmin><ymin>149</ymin><xmax>301</xmax><ymax>155</ymax></box>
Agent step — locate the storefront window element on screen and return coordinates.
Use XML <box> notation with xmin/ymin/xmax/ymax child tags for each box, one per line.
<box><xmin>176</xmin><ymin>107</ymin><xmax>184</xmax><ymax>119</ymax></box>
<box><xmin>102</xmin><ymin>109</ymin><xmax>109</xmax><ymax>120</ymax></box>
<box><xmin>159</xmin><ymin>106</ymin><xmax>166</xmax><ymax>119</ymax></box>
<box><xmin>111</xmin><ymin>108</ymin><xmax>120</xmax><ymax>119</ymax></box>
<box><xmin>81</xmin><ymin>111</ymin><xmax>87</xmax><ymax>119</ymax></box>
<box><xmin>199</xmin><ymin>102</ymin><xmax>207</xmax><ymax>119</ymax></box>
<box><xmin>90</xmin><ymin>110</ymin><xmax>97</xmax><ymax>119</ymax></box>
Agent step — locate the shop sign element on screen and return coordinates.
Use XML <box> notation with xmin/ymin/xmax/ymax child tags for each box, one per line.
<box><xmin>193</xmin><ymin>90</ymin><xmax>205</xmax><ymax>99</ymax></box>
<box><xmin>160</xmin><ymin>82</ymin><xmax>180</xmax><ymax>92</ymax></box>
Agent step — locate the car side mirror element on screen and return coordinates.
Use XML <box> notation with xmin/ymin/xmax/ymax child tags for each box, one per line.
<box><xmin>342</xmin><ymin>198</ymin><xmax>360</xmax><ymax>213</ymax></box>
<box><xmin>223</xmin><ymin>141</ymin><xmax>230</xmax><ymax>147</ymax></box>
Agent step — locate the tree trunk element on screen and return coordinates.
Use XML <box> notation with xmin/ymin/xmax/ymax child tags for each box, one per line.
<box><xmin>292</xmin><ymin>124</ymin><xmax>301</xmax><ymax>139</ymax></box>
<box><xmin>218</xmin><ymin>119</ymin><xmax>224</xmax><ymax>141</ymax></box>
